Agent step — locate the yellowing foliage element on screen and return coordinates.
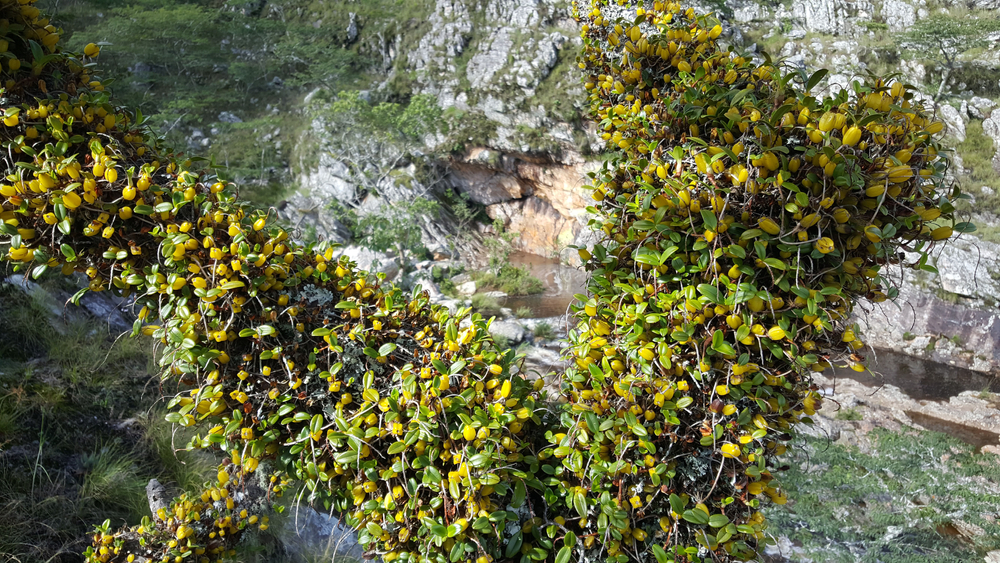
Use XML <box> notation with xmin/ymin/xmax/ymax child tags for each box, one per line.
<box><xmin>563</xmin><ymin>0</ymin><xmax>966</xmax><ymax>560</ymax></box>
<box><xmin>0</xmin><ymin>0</ymin><xmax>970</xmax><ymax>562</ymax></box>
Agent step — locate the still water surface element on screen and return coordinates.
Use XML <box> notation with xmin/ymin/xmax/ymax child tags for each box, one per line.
<box><xmin>501</xmin><ymin>252</ymin><xmax>588</xmax><ymax>318</ymax></box>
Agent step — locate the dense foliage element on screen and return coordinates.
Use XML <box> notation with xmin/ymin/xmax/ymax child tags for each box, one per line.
<box><xmin>563</xmin><ymin>0</ymin><xmax>968</xmax><ymax>560</ymax></box>
<box><xmin>0</xmin><ymin>0</ymin><xmax>968</xmax><ymax>563</ymax></box>
<box><xmin>0</xmin><ymin>1</ymin><xmax>540</xmax><ymax>561</ymax></box>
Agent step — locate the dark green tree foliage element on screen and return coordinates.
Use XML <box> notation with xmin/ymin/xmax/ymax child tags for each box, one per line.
<box><xmin>896</xmin><ymin>12</ymin><xmax>1000</xmax><ymax>99</ymax></box>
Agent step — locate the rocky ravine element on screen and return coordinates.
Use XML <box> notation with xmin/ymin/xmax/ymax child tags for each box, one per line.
<box><xmin>281</xmin><ymin>0</ymin><xmax>1000</xmax><ymax>373</ymax></box>
<box><xmin>448</xmin><ymin>147</ymin><xmax>599</xmax><ymax>261</ymax></box>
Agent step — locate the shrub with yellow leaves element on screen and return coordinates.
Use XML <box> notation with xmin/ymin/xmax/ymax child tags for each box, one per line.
<box><xmin>0</xmin><ymin>1</ymin><xmax>544</xmax><ymax>562</ymax></box>
<box><xmin>550</xmin><ymin>0</ymin><xmax>971</xmax><ymax>561</ymax></box>
<box><xmin>0</xmin><ymin>0</ymin><xmax>973</xmax><ymax>562</ymax></box>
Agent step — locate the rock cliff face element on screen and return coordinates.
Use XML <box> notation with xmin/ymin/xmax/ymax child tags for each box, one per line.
<box><xmin>407</xmin><ymin>0</ymin><xmax>581</xmax><ymax>138</ymax></box>
<box><xmin>855</xmin><ymin>225</ymin><xmax>1000</xmax><ymax>373</ymax></box>
<box><xmin>446</xmin><ymin>147</ymin><xmax>598</xmax><ymax>258</ymax></box>
<box><xmin>285</xmin><ymin>0</ymin><xmax>1000</xmax><ymax>372</ymax></box>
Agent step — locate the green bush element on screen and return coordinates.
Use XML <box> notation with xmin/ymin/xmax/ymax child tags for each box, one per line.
<box><xmin>533</xmin><ymin>322</ymin><xmax>556</xmax><ymax>340</ymax></box>
<box><xmin>472</xmin><ymin>265</ymin><xmax>545</xmax><ymax>295</ymax></box>
<box><xmin>0</xmin><ymin>1</ymin><xmax>969</xmax><ymax>562</ymax></box>
<box><xmin>470</xmin><ymin>293</ymin><xmax>504</xmax><ymax>317</ymax></box>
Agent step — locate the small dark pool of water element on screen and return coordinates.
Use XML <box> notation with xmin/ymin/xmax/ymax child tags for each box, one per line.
<box><xmin>832</xmin><ymin>349</ymin><xmax>999</xmax><ymax>402</ymax></box>
<box><xmin>501</xmin><ymin>252</ymin><xmax>588</xmax><ymax>318</ymax></box>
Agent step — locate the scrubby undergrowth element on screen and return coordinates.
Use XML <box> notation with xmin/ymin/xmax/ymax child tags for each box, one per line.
<box><xmin>0</xmin><ymin>276</ymin><xmax>218</xmax><ymax>562</ymax></box>
<box><xmin>0</xmin><ymin>0</ymin><xmax>974</xmax><ymax>563</ymax></box>
<box><xmin>767</xmin><ymin>429</ymin><xmax>1000</xmax><ymax>562</ymax></box>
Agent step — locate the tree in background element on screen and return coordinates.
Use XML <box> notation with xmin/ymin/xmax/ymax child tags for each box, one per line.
<box><xmin>896</xmin><ymin>12</ymin><xmax>1000</xmax><ymax>100</ymax></box>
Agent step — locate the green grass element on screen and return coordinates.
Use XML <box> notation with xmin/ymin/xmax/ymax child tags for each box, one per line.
<box><xmin>80</xmin><ymin>441</ymin><xmax>150</xmax><ymax>519</ymax></box>
<box><xmin>955</xmin><ymin>118</ymin><xmax>1000</xmax><ymax>216</ymax></box>
<box><xmin>470</xmin><ymin>293</ymin><xmax>503</xmax><ymax>317</ymax></box>
<box><xmin>0</xmin><ymin>278</ymin><xmax>218</xmax><ymax>562</ymax></box>
<box><xmin>834</xmin><ymin>407</ymin><xmax>863</xmax><ymax>421</ymax></box>
<box><xmin>766</xmin><ymin>428</ymin><xmax>1000</xmax><ymax>562</ymax></box>
<box><xmin>515</xmin><ymin>306</ymin><xmax>535</xmax><ymax>318</ymax></box>
<box><xmin>533</xmin><ymin>321</ymin><xmax>556</xmax><ymax>340</ymax></box>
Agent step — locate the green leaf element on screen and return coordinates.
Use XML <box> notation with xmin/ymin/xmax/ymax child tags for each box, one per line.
<box><xmin>573</xmin><ymin>490</ymin><xmax>587</xmax><ymax>518</ymax></box>
<box><xmin>762</xmin><ymin>258</ymin><xmax>787</xmax><ymax>270</ymax></box>
<box><xmin>696</xmin><ymin>284</ymin><xmax>720</xmax><ymax>303</ymax></box>
<box><xmin>682</xmin><ymin>509</ymin><xmax>710</xmax><ymax>525</ymax></box>
<box><xmin>708</xmin><ymin>514</ymin><xmax>730</xmax><ymax>528</ymax></box>
<box><xmin>512</xmin><ymin>480</ymin><xmax>526</xmax><ymax>508</ymax></box>
<box><xmin>740</xmin><ymin>228</ymin><xmax>763</xmax><ymax>240</ymax></box>
<box><xmin>700</xmin><ymin>209</ymin><xmax>718</xmax><ymax>230</ymax></box>
<box><xmin>505</xmin><ymin>531</ymin><xmax>523</xmax><ymax>559</ymax></box>
<box><xmin>805</xmin><ymin>68</ymin><xmax>828</xmax><ymax>91</ymax></box>
<box><xmin>651</xmin><ymin>544</ymin><xmax>671</xmax><ymax>563</ymax></box>
<box><xmin>634</xmin><ymin>247</ymin><xmax>661</xmax><ymax>266</ymax></box>
<box><xmin>153</xmin><ymin>202</ymin><xmax>173</xmax><ymax>213</ymax></box>
<box><xmin>60</xmin><ymin>244</ymin><xmax>76</xmax><ymax>261</ymax></box>
<box><xmin>669</xmin><ymin>493</ymin><xmax>687</xmax><ymax>513</ymax></box>
<box><xmin>555</xmin><ymin>547</ymin><xmax>572</xmax><ymax>563</ymax></box>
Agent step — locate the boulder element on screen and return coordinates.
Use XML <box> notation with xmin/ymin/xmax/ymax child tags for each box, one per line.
<box><xmin>937</xmin><ymin>103</ymin><xmax>966</xmax><ymax>143</ymax></box>
<box><xmin>487</xmin><ymin>319</ymin><xmax>526</xmax><ymax>344</ymax></box>
<box><xmin>970</xmin><ymin>96</ymin><xmax>997</xmax><ymax>119</ymax></box>
<box><xmin>456</xmin><ymin>281</ymin><xmax>477</xmax><ymax>295</ymax></box>
<box><xmin>279</xmin><ymin>506</ymin><xmax>366</xmax><ymax>563</ymax></box>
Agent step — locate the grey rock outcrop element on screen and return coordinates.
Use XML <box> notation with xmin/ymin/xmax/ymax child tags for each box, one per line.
<box><xmin>854</xmin><ymin>236</ymin><xmax>1000</xmax><ymax>374</ymax></box>
<box><xmin>146</xmin><ymin>479</ymin><xmax>170</xmax><ymax>519</ymax></box>
<box><xmin>807</xmin><ymin>370</ymin><xmax>1000</xmax><ymax>454</ymax></box>
<box><xmin>2</xmin><ymin>274</ymin><xmax>133</xmax><ymax>335</ymax></box>
<box><xmin>982</xmin><ymin>112</ymin><xmax>1000</xmax><ymax>174</ymax></box>
<box><xmin>880</xmin><ymin>0</ymin><xmax>916</xmax><ymax>32</ymax></box>
<box><xmin>937</xmin><ymin>102</ymin><xmax>966</xmax><ymax>142</ymax></box>
<box><xmin>346</xmin><ymin>12</ymin><xmax>358</xmax><ymax>43</ymax></box>
<box><xmin>969</xmin><ymin>96</ymin><xmax>996</xmax><ymax>119</ymax></box>
<box><xmin>791</xmin><ymin>0</ymin><xmax>855</xmax><ymax>35</ymax></box>
<box><xmin>298</xmin><ymin>153</ymin><xmax>355</xmax><ymax>202</ymax></box>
